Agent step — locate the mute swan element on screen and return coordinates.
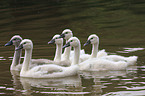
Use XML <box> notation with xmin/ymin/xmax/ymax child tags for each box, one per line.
<box><xmin>84</xmin><ymin>34</ymin><xmax>138</xmax><ymax>66</ymax></box>
<box><xmin>61</xmin><ymin>36</ymin><xmax>128</xmax><ymax>71</ymax></box>
<box><xmin>77</xmin><ymin>34</ymin><xmax>108</xmax><ymax>62</ymax></box>
<box><xmin>16</xmin><ymin>37</ymin><xmax>80</xmax><ymax>78</ymax></box>
<box><xmin>5</xmin><ymin>35</ymin><xmax>50</xmax><ymax>71</ymax></box>
<box><xmin>5</xmin><ymin>35</ymin><xmax>23</xmax><ymax>71</ymax></box>
<box><xmin>47</xmin><ymin>34</ymin><xmax>71</xmax><ymax>66</ymax></box>
<box><xmin>59</xmin><ymin>29</ymin><xmax>86</xmax><ymax>62</ymax></box>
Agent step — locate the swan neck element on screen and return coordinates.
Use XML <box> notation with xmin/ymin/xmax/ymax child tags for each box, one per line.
<box><xmin>54</xmin><ymin>44</ymin><xmax>62</xmax><ymax>62</ymax></box>
<box><xmin>63</xmin><ymin>40</ymin><xmax>71</xmax><ymax>60</ymax></box>
<box><xmin>72</xmin><ymin>46</ymin><xmax>80</xmax><ymax>65</ymax></box>
<box><xmin>11</xmin><ymin>46</ymin><xmax>22</xmax><ymax>70</ymax></box>
<box><xmin>21</xmin><ymin>49</ymin><xmax>32</xmax><ymax>73</ymax></box>
<box><xmin>91</xmin><ymin>43</ymin><xmax>98</xmax><ymax>58</ymax></box>
<box><xmin>63</xmin><ymin>46</ymin><xmax>71</xmax><ymax>60</ymax></box>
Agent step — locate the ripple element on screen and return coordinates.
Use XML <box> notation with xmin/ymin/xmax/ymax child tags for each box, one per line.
<box><xmin>0</xmin><ymin>86</ymin><xmax>6</xmax><ymax>89</ymax></box>
<box><xmin>127</xmin><ymin>86</ymin><xmax>145</xmax><ymax>90</ymax></box>
<box><xmin>103</xmin><ymin>90</ymin><xmax>145</xmax><ymax>96</ymax></box>
<box><xmin>117</xmin><ymin>47</ymin><xmax>144</xmax><ymax>53</ymax></box>
<box><xmin>6</xmin><ymin>87</ymin><xmax>14</xmax><ymax>90</ymax></box>
<box><xmin>0</xmin><ymin>57</ymin><xmax>6</xmax><ymax>60</ymax></box>
<box><xmin>40</xmin><ymin>92</ymin><xmax>90</xmax><ymax>95</ymax></box>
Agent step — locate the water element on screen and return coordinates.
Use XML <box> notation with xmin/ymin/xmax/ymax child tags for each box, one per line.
<box><xmin>0</xmin><ymin>0</ymin><xmax>145</xmax><ymax>95</ymax></box>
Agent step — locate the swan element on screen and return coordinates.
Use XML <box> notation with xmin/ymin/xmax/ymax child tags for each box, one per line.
<box><xmin>47</xmin><ymin>34</ymin><xmax>71</xmax><ymax>66</ymax></box>
<box><xmin>16</xmin><ymin>37</ymin><xmax>80</xmax><ymax>78</ymax></box>
<box><xmin>5</xmin><ymin>35</ymin><xmax>23</xmax><ymax>71</ymax></box>
<box><xmin>77</xmin><ymin>34</ymin><xmax>108</xmax><ymax>62</ymax></box>
<box><xmin>61</xmin><ymin>35</ymin><xmax>128</xmax><ymax>71</ymax></box>
<box><xmin>5</xmin><ymin>35</ymin><xmax>50</xmax><ymax>71</ymax></box>
<box><xmin>84</xmin><ymin>34</ymin><xmax>138</xmax><ymax>66</ymax></box>
<box><xmin>59</xmin><ymin>29</ymin><xmax>87</xmax><ymax>62</ymax></box>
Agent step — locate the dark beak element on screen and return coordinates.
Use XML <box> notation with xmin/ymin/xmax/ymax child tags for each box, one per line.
<box><xmin>48</xmin><ymin>39</ymin><xmax>55</xmax><ymax>44</ymax></box>
<box><xmin>15</xmin><ymin>44</ymin><xmax>23</xmax><ymax>51</ymax></box>
<box><xmin>84</xmin><ymin>40</ymin><xmax>91</xmax><ymax>46</ymax></box>
<box><xmin>63</xmin><ymin>42</ymin><xmax>70</xmax><ymax>48</ymax></box>
<box><xmin>5</xmin><ymin>41</ymin><xmax>13</xmax><ymax>46</ymax></box>
<box><xmin>59</xmin><ymin>33</ymin><xmax>65</xmax><ymax>38</ymax></box>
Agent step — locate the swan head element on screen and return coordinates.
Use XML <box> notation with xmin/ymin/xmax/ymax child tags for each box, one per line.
<box><xmin>84</xmin><ymin>34</ymin><xmax>99</xmax><ymax>46</ymax></box>
<box><xmin>59</xmin><ymin>29</ymin><xmax>73</xmax><ymax>40</ymax></box>
<box><xmin>5</xmin><ymin>35</ymin><xmax>22</xmax><ymax>47</ymax></box>
<box><xmin>63</xmin><ymin>37</ymin><xmax>80</xmax><ymax>48</ymax></box>
<box><xmin>16</xmin><ymin>39</ymin><xmax>33</xmax><ymax>51</ymax></box>
<box><xmin>48</xmin><ymin>35</ymin><xmax>63</xmax><ymax>45</ymax></box>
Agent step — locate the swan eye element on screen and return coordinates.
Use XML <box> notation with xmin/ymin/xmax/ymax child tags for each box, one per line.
<box><xmin>65</xmin><ymin>32</ymin><xmax>68</xmax><ymax>34</ymax></box>
<box><xmin>70</xmin><ymin>40</ymin><xmax>73</xmax><ymax>42</ymax></box>
<box><xmin>55</xmin><ymin>37</ymin><xmax>58</xmax><ymax>39</ymax></box>
<box><xmin>90</xmin><ymin>38</ymin><xmax>93</xmax><ymax>40</ymax></box>
<box><xmin>13</xmin><ymin>38</ymin><xmax>17</xmax><ymax>40</ymax></box>
<box><xmin>23</xmin><ymin>42</ymin><xmax>26</xmax><ymax>44</ymax></box>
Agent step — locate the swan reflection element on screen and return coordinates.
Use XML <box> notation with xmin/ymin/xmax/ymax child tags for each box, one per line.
<box><xmin>11</xmin><ymin>70</ymin><xmax>83</xmax><ymax>95</ymax></box>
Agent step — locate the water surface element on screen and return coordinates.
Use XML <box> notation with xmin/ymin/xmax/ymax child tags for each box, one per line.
<box><xmin>0</xmin><ymin>0</ymin><xmax>145</xmax><ymax>96</ymax></box>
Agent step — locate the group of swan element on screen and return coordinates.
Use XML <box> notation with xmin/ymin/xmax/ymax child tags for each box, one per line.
<box><xmin>5</xmin><ymin>29</ymin><xmax>138</xmax><ymax>78</ymax></box>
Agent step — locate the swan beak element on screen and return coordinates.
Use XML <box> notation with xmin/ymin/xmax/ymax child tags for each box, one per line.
<box><xmin>48</xmin><ymin>39</ymin><xmax>55</xmax><ymax>44</ymax></box>
<box><xmin>15</xmin><ymin>44</ymin><xmax>23</xmax><ymax>51</ymax></box>
<box><xmin>63</xmin><ymin>42</ymin><xmax>70</xmax><ymax>48</ymax></box>
<box><xmin>59</xmin><ymin>34</ymin><xmax>65</xmax><ymax>38</ymax></box>
<box><xmin>84</xmin><ymin>40</ymin><xmax>91</xmax><ymax>46</ymax></box>
<box><xmin>5</xmin><ymin>41</ymin><xmax>13</xmax><ymax>46</ymax></box>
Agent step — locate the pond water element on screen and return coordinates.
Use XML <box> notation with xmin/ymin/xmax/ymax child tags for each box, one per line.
<box><xmin>0</xmin><ymin>0</ymin><xmax>145</xmax><ymax>96</ymax></box>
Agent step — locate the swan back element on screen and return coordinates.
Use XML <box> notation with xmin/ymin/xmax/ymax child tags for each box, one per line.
<box><xmin>79</xmin><ymin>58</ymin><xmax>128</xmax><ymax>71</ymax></box>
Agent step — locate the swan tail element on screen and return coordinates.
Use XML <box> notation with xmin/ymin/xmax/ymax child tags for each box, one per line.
<box><xmin>126</xmin><ymin>56</ymin><xmax>138</xmax><ymax>66</ymax></box>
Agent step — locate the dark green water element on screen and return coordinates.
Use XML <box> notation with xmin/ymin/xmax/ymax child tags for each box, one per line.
<box><xmin>0</xmin><ymin>0</ymin><xmax>145</xmax><ymax>96</ymax></box>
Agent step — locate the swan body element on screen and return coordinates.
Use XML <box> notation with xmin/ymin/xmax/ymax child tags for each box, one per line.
<box><xmin>101</xmin><ymin>55</ymin><xmax>138</xmax><ymax>66</ymax></box>
<box><xmin>5</xmin><ymin>35</ymin><xmax>50</xmax><ymax>71</ymax></box>
<box><xmin>79</xmin><ymin>58</ymin><xmax>128</xmax><ymax>71</ymax></box>
<box><xmin>84</xmin><ymin>34</ymin><xmax>138</xmax><ymax>66</ymax></box>
<box><xmin>17</xmin><ymin>37</ymin><xmax>80</xmax><ymax>78</ymax></box>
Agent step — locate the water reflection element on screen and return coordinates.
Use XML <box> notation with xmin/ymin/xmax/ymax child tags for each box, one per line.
<box><xmin>79</xmin><ymin>66</ymin><xmax>138</xmax><ymax>95</ymax></box>
<box><xmin>11</xmin><ymin>70</ymin><xmax>84</xmax><ymax>95</ymax></box>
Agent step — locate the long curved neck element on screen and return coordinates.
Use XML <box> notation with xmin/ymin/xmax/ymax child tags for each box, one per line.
<box><xmin>21</xmin><ymin>49</ymin><xmax>32</xmax><ymax>73</ymax></box>
<box><xmin>11</xmin><ymin>46</ymin><xmax>22</xmax><ymax>70</ymax></box>
<box><xmin>54</xmin><ymin>43</ymin><xmax>62</xmax><ymax>62</ymax></box>
<box><xmin>91</xmin><ymin>43</ymin><xmax>98</xmax><ymax>58</ymax></box>
<box><xmin>63</xmin><ymin>40</ymin><xmax>71</xmax><ymax>60</ymax></box>
<box><xmin>72</xmin><ymin>45</ymin><xmax>80</xmax><ymax>65</ymax></box>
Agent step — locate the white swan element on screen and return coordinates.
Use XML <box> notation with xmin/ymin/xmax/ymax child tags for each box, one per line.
<box><xmin>5</xmin><ymin>35</ymin><xmax>50</xmax><ymax>71</ymax></box>
<box><xmin>78</xmin><ymin>34</ymin><xmax>108</xmax><ymax>62</ymax></box>
<box><xmin>5</xmin><ymin>35</ymin><xmax>23</xmax><ymax>71</ymax></box>
<box><xmin>16</xmin><ymin>37</ymin><xmax>80</xmax><ymax>78</ymax></box>
<box><xmin>47</xmin><ymin>34</ymin><xmax>71</xmax><ymax>66</ymax></box>
<box><xmin>59</xmin><ymin>29</ymin><xmax>86</xmax><ymax>62</ymax></box>
<box><xmin>85</xmin><ymin>34</ymin><xmax>138</xmax><ymax>66</ymax></box>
